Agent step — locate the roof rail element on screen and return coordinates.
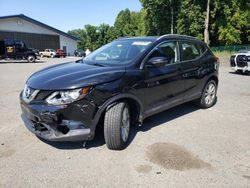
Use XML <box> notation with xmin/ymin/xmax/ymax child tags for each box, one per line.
<box><xmin>157</xmin><ymin>34</ymin><xmax>198</xmax><ymax>41</ymax></box>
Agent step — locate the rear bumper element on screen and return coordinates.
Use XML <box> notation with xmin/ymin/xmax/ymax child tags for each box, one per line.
<box><xmin>21</xmin><ymin>114</ymin><xmax>91</xmax><ymax>141</ymax></box>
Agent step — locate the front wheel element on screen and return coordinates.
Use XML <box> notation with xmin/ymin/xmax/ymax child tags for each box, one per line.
<box><xmin>27</xmin><ymin>55</ymin><xmax>36</xmax><ymax>63</ymax></box>
<box><xmin>196</xmin><ymin>80</ymin><xmax>217</xmax><ymax>109</ymax></box>
<box><xmin>104</xmin><ymin>102</ymin><xmax>130</xmax><ymax>150</ymax></box>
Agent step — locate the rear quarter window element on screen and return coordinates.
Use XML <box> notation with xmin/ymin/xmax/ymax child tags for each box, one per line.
<box><xmin>181</xmin><ymin>41</ymin><xmax>206</xmax><ymax>61</ymax></box>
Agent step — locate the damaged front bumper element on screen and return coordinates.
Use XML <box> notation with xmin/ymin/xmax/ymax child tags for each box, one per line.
<box><xmin>20</xmin><ymin>94</ymin><xmax>97</xmax><ymax>142</ymax></box>
<box><xmin>21</xmin><ymin>114</ymin><xmax>91</xmax><ymax>141</ymax></box>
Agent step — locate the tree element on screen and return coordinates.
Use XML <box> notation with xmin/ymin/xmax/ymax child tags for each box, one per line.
<box><xmin>210</xmin><ymin>0</ymin><xmax>250</xmax><ymax>45</ymax></box>
<box><xmin>140</xmin><ymin>0</ymin><xmax>180</xmax><ymax>35</ymax></box>
<box><xmin>176</xmin><ymin>0</ymin><xmax>206</xmax><ymax>40</ymax></box>
<box><xmin>68</xmin><ymin>29</ymin><xmax>87</xmax><ymax>49</ymax></box>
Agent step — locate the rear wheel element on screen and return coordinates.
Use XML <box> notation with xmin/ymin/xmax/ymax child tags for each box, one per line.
<box><xmin>27</xmin><ymin>55</ymin><xmax>35</xmax><ymax>63</ymax></box>
<box><xmin>50</xmin><ymin>54</ymin><xmax>55</xmax><ymax>58</ymax></box>
<box><xmin>196</xmin><ymin>80</ymin><xmax>217</xmax><ymax>109</ymax></box>
<box><xmin>104</xmin><ymin>102</ymin><xmax>130</xmax><ymax>150</ymax></box>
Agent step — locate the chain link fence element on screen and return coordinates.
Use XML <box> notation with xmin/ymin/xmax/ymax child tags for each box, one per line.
<box><xmin>211</xmin><ymin>45</ymin><xmax>250</xmax><ymax>52</ymax></box>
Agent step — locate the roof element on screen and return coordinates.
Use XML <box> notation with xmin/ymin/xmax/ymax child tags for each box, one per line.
<box><xmin>0</xmin><ymin>14</ymin><xmax>79</xmax><ymax>41</ymax></box>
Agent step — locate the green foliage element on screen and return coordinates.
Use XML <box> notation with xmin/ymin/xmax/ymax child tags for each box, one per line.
<box><xmin>68</xmin><ymin>0</ymin><xmax>250</xmax><ymax>50</ymax></box>
<box><xmin>176</xmin><ymin>0</ymin><xmax>205</xmax><ymax>40</ymax></box>
<box><xmin>140</xmin><ymin>0</ymin><xmax>180</xmax><ymax>35</ymax></box>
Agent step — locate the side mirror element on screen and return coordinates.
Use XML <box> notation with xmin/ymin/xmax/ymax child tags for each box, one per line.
<box><xmin>145</xmin><ymin>57</ymin><xmax>169</xmax><ymax>68</ymax></box>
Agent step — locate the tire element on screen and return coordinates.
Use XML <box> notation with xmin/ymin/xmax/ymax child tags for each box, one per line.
<box><xmin>104</xmin><ymin>102</ymin><xmax>130</xmax><ymax>150</ymax></box>
<box><xmin>50</xmin><ymin>54</ymin><xmax>55</xmax><ymax>58</ymax></box>
<box><xmin>27</xmin><ymin>55</ymin><xmax>36</xmax><ymax>63</ymax></box>
<box><xmin>196</xmin><ymin>80</ymin><xmax>217</xmax><ymax>109</ymax></box>
<box><xmin>40</xmin><ymin>54</ymin><xmax>43</xmax><ymax>58</ymax></box>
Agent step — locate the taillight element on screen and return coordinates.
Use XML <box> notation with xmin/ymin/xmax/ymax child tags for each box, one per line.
<box><xmin>215</xmin><ymin>56</ymin><xmax>220</xmax><ymax>64</ymax></box>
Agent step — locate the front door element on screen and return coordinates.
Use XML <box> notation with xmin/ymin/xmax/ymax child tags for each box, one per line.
<box><xmin>143</xmin><ymin>41</ymin><xmax>185</xmax><ymax>116</ymax></box>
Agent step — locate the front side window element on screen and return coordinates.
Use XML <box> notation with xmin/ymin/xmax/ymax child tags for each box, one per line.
<box><xmin>148</xmin><ymin>41</ymin><xmax>179</xmax><ymax>65</ymax></box>
<box><xmin>84</xmin><ymin>40</ymin><xmax>153</xmax><ymax>65</ymax></box>
<box><xmin>181</xmin><ymin>42</ymin><xmax>201</xmax><ymax>61</ymax></box>
<box><xmin>14</xmin><ymin>41</ymin><xmax>24</xmax><ymax>48</ymax></box>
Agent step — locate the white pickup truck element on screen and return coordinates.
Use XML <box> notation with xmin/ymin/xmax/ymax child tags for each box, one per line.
<box><xmin>39</xmin><ymin>49</ymin><xmax>56</xmax><ymax>58</ymax></box>
<box><xmin>230</xmin><ymin>50</ymin><xmax>250</xmax><ymax>74</ymax></box>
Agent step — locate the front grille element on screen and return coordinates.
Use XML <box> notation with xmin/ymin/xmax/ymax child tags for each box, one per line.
<box><xmin>236</xmin><ymin>55</ymin><xmax>246</xmax><ymax>62</ymax></box>
<box><xmin>237</xmin><ymin>61</ymin><xmax>247</xmax><ymax>67</ymax></box>
<box><xmin>34</xmin><ymin>90</ymin><xmax>53</xmax><ymax>100</ymax></box>
<box><xmin>236</xmin><ymin>55</ymin><xmax>248</xmax><ymax>67</ymax></box>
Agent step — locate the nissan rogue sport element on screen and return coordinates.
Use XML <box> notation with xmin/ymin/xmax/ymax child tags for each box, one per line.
<box><xmin>20</xmin><ymin>35</ymin><xmax>219</xmax><ymax>150</ymax></box>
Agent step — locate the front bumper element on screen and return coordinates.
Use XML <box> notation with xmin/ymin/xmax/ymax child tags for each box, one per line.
<box><xmin>21</xmin><ymin>114</ymin><xmax>90</xmax><ymax>141</ymax></box>
<box><xmin>232</xmin><ymin>65</ymin><xmax>250</xmax><ymax>72</ymax></box>
<box><xmin>20</xmin><ymin>94</ymin><xmax>97</xmax><ymax>142</ymax></box>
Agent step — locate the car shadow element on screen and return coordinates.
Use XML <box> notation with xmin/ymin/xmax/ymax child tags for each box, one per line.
<box><xmin>41</xmin><ymin>102</ymin><xmax>199</xmax><ymax>150</ymax></box>
<box><xmin>126</xmin><ymin>102</ymin><xmax>200</xmax><ymax>148</ymax></box>
<box><xmin>229</xmin><ymin>71</ymin><xmax>250</xmax><ymax>76</ymax></box>
<box><xmin>37</xmin><ymin>125</ymin><xmax>106</xmax><ymax>150</ymax></box>
<box><xmin>0</xmin><ymin>60</ymin><xmax>45</xmax><ymax>64</ymax></box>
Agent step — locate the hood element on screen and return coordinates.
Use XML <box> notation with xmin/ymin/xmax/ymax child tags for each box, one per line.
<box><xmin>27</xmin><ymin>62</ymin><xmax>125</xmax><ymax>90</ymax></box>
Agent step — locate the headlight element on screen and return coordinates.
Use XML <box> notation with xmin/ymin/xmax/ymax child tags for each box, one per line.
<box><xmin>46</xmin><ymin>87</ymin><xmax>90</xmax><ymax>105</ymax></box>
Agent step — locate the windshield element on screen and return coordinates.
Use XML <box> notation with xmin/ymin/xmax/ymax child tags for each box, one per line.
<box><xmin>84</xmin><ymin>40</ymin><xmax>152</xmax><ymax>65</ymax></box>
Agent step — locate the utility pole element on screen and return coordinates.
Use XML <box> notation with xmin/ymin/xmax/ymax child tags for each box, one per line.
<box><xmin>204</xmin><ymin>0</ymin><xmax>210</xmax><ymax>44</ymax></box>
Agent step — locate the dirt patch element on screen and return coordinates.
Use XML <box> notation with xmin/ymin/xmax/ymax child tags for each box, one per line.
<box><xmin>243</xmin><ymin>175</ymin><xmax>250</xmax><ymax>181</ymax></box>
<box><xmin>135</xmin><ymin>165</ymin><xmax>152</xmax><ymax>173</ymax></box>
<box><xmin>147</xmin><ymin>143</ymin><xmax>211</xmax><ymax>171</ymax></box>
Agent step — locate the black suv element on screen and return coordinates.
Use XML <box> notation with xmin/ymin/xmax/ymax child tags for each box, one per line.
<box><xmin>0</xmin><ymin>39</ymin><xmax>39</xmax><ymax>62</ymax></box>
<box><xmin>20</xmin><ymin>35</ymin><xmax>219</xmax><ymax>150</ymax></box>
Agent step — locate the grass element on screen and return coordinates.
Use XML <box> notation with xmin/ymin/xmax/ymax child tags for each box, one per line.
<box><xmin>212</xmin><ymin>51</ymin><xmax>234</xmax><ymax>64</ymax></box>
<box><xmin>213</xmin><ymin>51</ymin><xmax>235</xmax><ymax>58</ymax></box>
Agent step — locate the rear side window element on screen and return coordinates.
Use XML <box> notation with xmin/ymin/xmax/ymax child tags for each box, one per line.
<box><xmin>198</xmin><ymin>43</ymin><xmax>207</xmax><ymax>54</ymax></box>
<box><xmin>181</xmin><ymin>42</ymin><xmax>201</xmax><ymax>61</ymax></box>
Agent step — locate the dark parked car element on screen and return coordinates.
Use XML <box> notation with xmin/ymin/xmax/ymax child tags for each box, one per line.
<box><xmin>0</xmin><ymin>39</ymin><xmax>39</xmax><ymax>62</ymax></box>
<box><xmin>55</xmin><ymin>49</ymin><xmax>66</xmax><ymax>58</ymax></box>
<box><xmin>20</xmin><ymin>35</ymin><xmax>219</xmax><ymax>150</ymax></box>
<box><xmin>74</xmin><ymin>49</ymin><xmax>86</xmax><ymax>57</ymax></box>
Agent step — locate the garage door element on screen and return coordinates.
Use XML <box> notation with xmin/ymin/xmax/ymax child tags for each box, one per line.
<box><xmin>0</xmin><ymin>31</ymin><xmax>60</xmax><ymax>51</ymax></box>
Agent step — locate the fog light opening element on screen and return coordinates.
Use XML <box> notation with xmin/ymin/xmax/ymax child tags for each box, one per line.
<box><xmin>57</xmin><ymin>126</ymin><xmax>69</xmax><ymax>134</ymax></box>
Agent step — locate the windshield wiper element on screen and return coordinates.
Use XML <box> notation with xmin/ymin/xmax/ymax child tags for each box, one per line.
<box><xmin>91</xmin><ymin>63</ymin><xmax>106</xmax><ymax>67</ymax></box>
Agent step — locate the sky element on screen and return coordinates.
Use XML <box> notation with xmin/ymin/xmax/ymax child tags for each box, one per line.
<box><xmin>0</xmin><ymin>0</ymin><xmax>142</xmax><ymax>32</ymax></box>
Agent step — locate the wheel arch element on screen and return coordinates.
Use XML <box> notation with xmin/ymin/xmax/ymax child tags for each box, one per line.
<box><xmin>25</xmin><ymin>52</ymin><xmax>37</xmax><ymax>59</ymax></box>
<box><xmin>92</xmin><ymin>93</ymin><xmax>143</xmax><ymax>134</ymax></box>
<box><xmin>207</xmin><ymin>75</ymin><xmax>218</xmax><ymax>85</ymax></box>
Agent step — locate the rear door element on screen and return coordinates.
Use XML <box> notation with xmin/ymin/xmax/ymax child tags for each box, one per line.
<box><xmin>179</xmin><ymin>40</ymin><xmax>208</xmax><ymax>100</ymax></box>
<box><xmin>143</xmin><ymin>40</ymin><xmax>186</xmax><ymax>116</ymax></box>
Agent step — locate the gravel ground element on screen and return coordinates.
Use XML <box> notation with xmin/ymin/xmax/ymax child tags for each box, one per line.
<box><xmin>0</xmin><ymin>57</ymin><xmax>250</xmax><ymax>188</ymax></box>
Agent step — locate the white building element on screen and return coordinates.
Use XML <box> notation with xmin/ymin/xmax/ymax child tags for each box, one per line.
<box><xmin>0</xmin><ymin>14</ymin><xmax>78</xmax><ymax>55</ymax></box>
